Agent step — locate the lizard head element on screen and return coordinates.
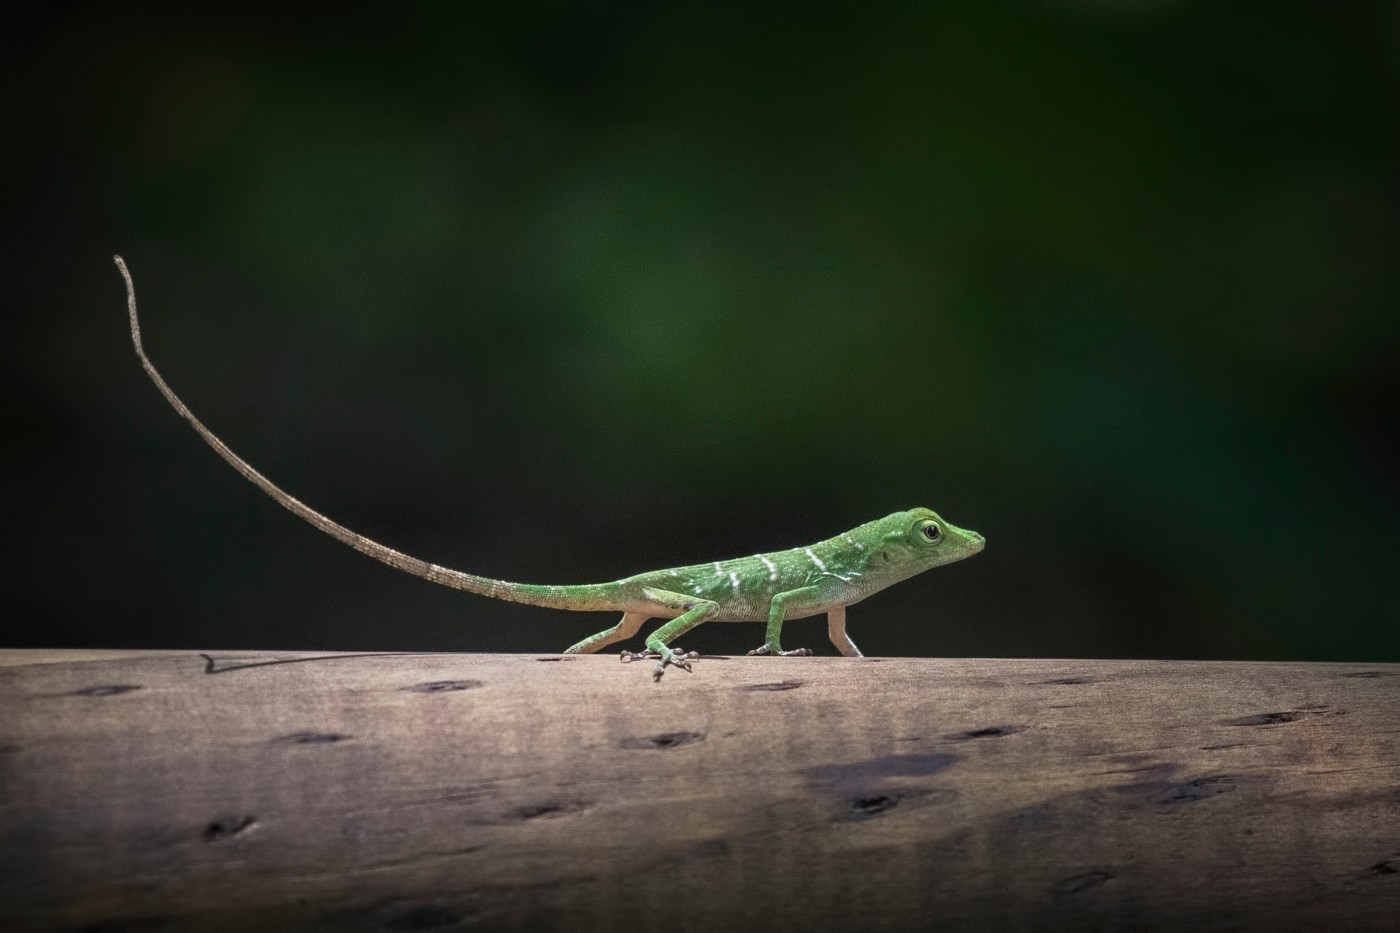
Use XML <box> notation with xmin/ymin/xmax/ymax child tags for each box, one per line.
<box><xmin>873</xmin><ymin>507</ymin><xmax>985</xmax><ymax>576</ymax></box>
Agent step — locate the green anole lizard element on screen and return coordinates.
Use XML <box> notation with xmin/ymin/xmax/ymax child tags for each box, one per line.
<box><xmin>115</xmin><ymin>256</ymin><xmax>985</xmax><ymax>680</ymax></box>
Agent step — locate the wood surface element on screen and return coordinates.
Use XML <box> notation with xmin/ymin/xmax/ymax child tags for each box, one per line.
<box><xmin>1</xmin><ymin>650</ymin><xmax>1398</xmax><ymax>931</ymax></box>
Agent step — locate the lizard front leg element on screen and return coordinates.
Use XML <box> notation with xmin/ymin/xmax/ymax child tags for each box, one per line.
<box><xmin>747</xmin><ymin>585</ymin><xmax>826</xmax><ymax>658</ymax></box>
<box><xmin>826</xmin><ymin>605</ymin><xmax>863</xmax><ymax>657</ymax></box>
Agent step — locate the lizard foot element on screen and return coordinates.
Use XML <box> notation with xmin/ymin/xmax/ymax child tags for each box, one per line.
<box><xmin>621</xmin><ymin>648</ymin><xmax>699</xmax><ymax>682</ymax></box>
<box><xmin>746</xmin><ymin>646</ymin><xmax>813</xmax><ymax>658</ymax></box>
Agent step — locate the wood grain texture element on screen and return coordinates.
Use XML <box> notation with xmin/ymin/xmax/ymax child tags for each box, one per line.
<box><xmin>1</xmin><ymin>650</ymin><xmax>1397</xmax><ymax>931</ymax></box>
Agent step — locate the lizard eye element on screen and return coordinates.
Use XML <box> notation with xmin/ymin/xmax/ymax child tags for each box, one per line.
<box><xmin>920</xmin><ymin>521</ymin><xmax>941</xmax><ymax>542</ymax></box>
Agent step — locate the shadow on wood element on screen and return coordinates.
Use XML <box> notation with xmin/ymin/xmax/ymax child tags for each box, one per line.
<box><xmin>1</xmin><ymin>650</ymin><xmax>1398</xmax><ymax>930</ymax></box>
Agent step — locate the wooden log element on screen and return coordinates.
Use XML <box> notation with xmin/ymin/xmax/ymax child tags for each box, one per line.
<box><xmin>1</xmin><ymin>650</ymin><xmax>1397</xmax><ymax>930</ymax></box>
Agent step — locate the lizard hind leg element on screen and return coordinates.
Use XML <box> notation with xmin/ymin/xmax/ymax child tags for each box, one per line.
<box><xmin>564</xmin><ymin>611</ymin><xmax>647</xmax><ymax>655</ymax></box>
<box><xmin>630</xmin><ymin>588</ymin><xmax>719</xmax><ymax>682</ymax></box>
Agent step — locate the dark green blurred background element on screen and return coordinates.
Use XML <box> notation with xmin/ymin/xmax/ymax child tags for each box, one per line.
<box><xmin>9</xmin><ymin>2</ymin><xmax>1397</xmax><ymax>661</ymax></box>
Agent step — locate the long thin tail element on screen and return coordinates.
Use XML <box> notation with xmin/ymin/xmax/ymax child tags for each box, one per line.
<box><xmin>115</xmin><ymin>256</ymin><xmax>602</xmax><ymax>612</ymax></box>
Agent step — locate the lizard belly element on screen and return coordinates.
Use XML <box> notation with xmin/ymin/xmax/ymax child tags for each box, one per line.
<box><xmin>633</xmin><ymin>562</ymin><xmax>850</xmax><ymax>623</ymax></box>
<box><xmin>711</xmin><ymin>600</ymin><xmax>834</xmax><ymax>623</ymax></box>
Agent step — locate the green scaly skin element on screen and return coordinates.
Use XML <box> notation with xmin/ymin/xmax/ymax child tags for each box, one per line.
<box><xmin>116</xmin><ymin>256</ymin><xmax>986</xmax><ymax>680</ymax></box>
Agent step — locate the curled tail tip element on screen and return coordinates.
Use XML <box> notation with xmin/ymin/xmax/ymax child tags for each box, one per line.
<box><xmin>114</xmin><ymin>255</ymin><xmax>143</xmax><ymax>345</ymax></box>
<box><xmin>113</xmin><ymin>254</ymin><xmax>134</xmax><ymax>294</ymax></box>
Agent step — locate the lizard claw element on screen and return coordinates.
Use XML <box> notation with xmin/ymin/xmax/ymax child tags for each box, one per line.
<box><xmin>624</xmin><ymin>648</ymin><xmax>697</xmax><ymax>681</ymax></box>
<box><xmin>747</xmin><ymin>646</ymin><xmax>813</xmax><ymax>657</ymax></box>
<box><xmin>651</xmin><ymin>652</ymin><xmax>695</xmax><ymax>683</ymax></box>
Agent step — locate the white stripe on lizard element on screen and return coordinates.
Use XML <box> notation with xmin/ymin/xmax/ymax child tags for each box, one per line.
<box><xmin>757</xmin><ymin>554</ymin><xmax>778</xmax><ymax>582</ymax></box>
